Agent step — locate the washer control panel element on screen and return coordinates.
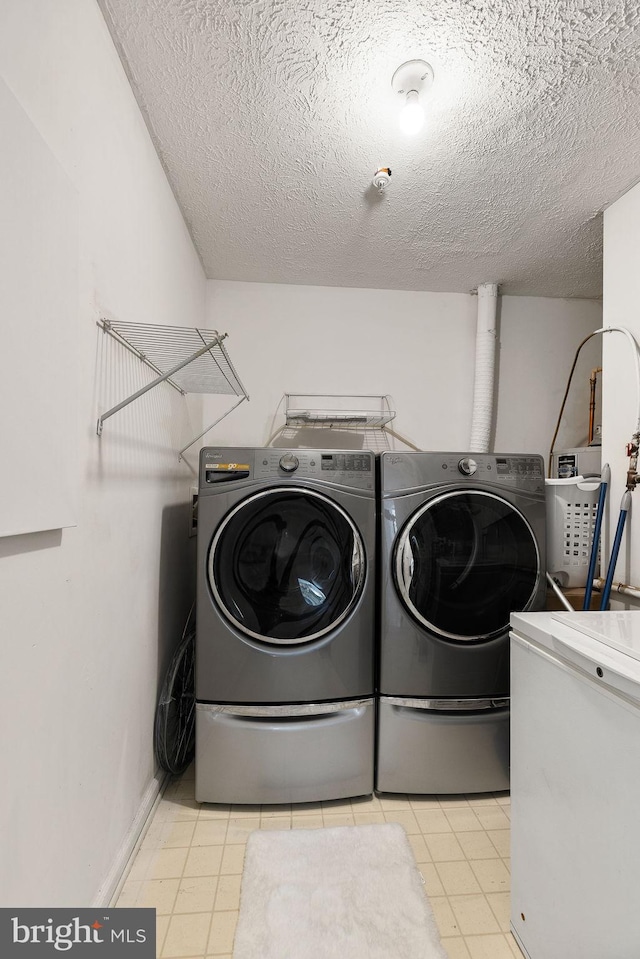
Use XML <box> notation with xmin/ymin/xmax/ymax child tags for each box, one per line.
<box><xmin>278</xmin><ymin>453</ymin><xmax>299</xmax><ymax>473</ymax></box>
<box><xmin>458</xmin><ymin>457</ymin><xmax>477</xmax><ymax>476</ymax></box>
<box><xmin>200</xmin><ymin>448</ymin><xmax>374</xmax><ymax>490</ymax></box>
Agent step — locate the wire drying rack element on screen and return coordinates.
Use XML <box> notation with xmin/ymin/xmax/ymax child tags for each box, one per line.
<box><xmin>266</xmin><ymin>394</ymin><xmax>418</xmax><ymax>452</ymax></box>
<box><xmin>96</xmin><ymin>319</ymin><xmax>249</xmax><ymax>457</ymax></box>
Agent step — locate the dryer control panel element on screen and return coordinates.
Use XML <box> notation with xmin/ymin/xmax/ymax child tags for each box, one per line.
<box><xmin>200</xmin><ymin>447</ymin><xmax>374</xmax><ymax>490</ymax></box>
<box><xmin>380</xmin><ymin>451</ymin><xmax>544</xmax><ymax>494</ymax></box>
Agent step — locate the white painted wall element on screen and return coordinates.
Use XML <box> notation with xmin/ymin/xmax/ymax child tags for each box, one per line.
<box><xmin>602</xmin><ymin>180</ymin><xmax>640</xmax><ymax>603</ymax></box>
<box><xmin>0</xmin><ymin>1</ymin><xmax>205</xmax><ymax>905</ymax></box>
<box><xmin>207</xmin><ymin>280</ymin><xmax>601</xmax><ymax>461</ymax></box>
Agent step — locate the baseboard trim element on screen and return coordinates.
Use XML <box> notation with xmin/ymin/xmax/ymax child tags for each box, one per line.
<box><xmin>92</xmin><ymin>768</ymin><xmax>170</xmax><ymax>908</ymax></box>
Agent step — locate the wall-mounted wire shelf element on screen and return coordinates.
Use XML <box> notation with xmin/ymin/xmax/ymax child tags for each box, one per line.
<box><xmin>285</xmin><ymin>394</ymin><xmax>396</xmax><ymax>430</ymax></box>
<box><xmin>96</xmin><ymin>319</ymin><xmax>249</xmax><ymax>458</ymax></box>
<box><xmin>266</xmin><ymin>394</ymin><xmax>417</xmax><ymax>452</ymax></box>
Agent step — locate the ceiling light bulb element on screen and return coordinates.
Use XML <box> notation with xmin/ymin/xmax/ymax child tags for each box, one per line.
<box><xmin>399</xmin><ymin>90</ymin><xmax>425</xmax><ymax>135</ymax></box>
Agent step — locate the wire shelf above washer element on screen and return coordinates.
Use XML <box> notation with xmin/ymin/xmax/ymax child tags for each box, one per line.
<box><xmin>285</xmin><ymin>394</ymin><xmax>396</xmax><ymax>430</ymax></box>
<box><xmin>97</xmin><ymin>319</ymin><xmax>249</xmax><ymax>457</ymax></box>
<box><xmin>265</xmin><ymin>394</ymin><xmax>411</xmax><ymax>452</ymax></box>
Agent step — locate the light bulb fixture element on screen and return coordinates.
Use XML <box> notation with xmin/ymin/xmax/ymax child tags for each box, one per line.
<box><xmin>391</xmin><ymin>59</ymin><xmax>434</xmax><ymax>136</ymax></box>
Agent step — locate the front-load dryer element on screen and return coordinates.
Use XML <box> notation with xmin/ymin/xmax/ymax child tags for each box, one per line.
<box><xmin>377</xmin><ymin>451</ymin><xmax>546</xmax><ymax>795</ymax></box>
<box><xmin>195</xmin><ymin>447</ymin><xmax>376</xmax><ymax>804</ymax></box>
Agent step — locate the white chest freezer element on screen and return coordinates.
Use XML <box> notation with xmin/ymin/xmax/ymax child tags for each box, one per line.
<box><xmin>510</xmin><ymin>610</ymin><xmax>640</xmax><ymax>959</ymax></box>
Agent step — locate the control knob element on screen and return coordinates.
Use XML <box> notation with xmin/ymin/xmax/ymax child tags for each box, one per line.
<box><xmin>279</xmin><ymin>453</ymin><xmax>299</xmax><ymax>473</ymax></box>
<box><xmin>458</xmin><ymin>457</ymin><xmax>477</xmax><ymax>476</ymax></box>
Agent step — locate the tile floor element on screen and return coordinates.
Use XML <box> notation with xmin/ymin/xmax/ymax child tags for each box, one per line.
<box><xmin>116</xmin><ymin>765</ymin><xmax>520</xmax><ymax>959</ymax></box>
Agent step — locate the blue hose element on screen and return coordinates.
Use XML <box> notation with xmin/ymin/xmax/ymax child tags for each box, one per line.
<box><xmin>583</xmin><ymin>463</ymin><xmax>610</xmax><ymax>611</ymax></box>
<box><xmin>599</xmin><ymin>490</ymin><xmax>632</xmax><ymax>611</ymax></box>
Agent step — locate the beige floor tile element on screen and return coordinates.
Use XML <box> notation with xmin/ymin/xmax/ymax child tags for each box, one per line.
<box><xmin>259</xmin><ymin>804</ymin><xmax>292</xmax><ymax>817</ymax></box>
<box><xmin>456</xmin><ymin>832</ymin><xmax>501</xmax><ymax>861</ymax></box>
<box><xmin>160</xmin><ymin>819</ymin><xmax>196</xmax><ymax>849</ymax></box>
<box><xmin>161</xmin><ymin>912</ymin><xmax>211</xmax><ymax>958</ymax></box>
<box><xmin>322</xmin><ymin>812</ymin><xmax>356</xmax><ymax>827</ymax></box>
<box><xmin>351</xmin><ymin>795</ymin><xmax>384</xmax><ymax>812</ymax></box>
<box><xmin>147</xmin><ymin>847</ymin><xmax>189</xmax><ymax>880</ymax></box>
<box><xmin>220</xmin><ymin>844</ymin><xmax>246</xmax><ymax>875</ymax></box>
<box><xmin>192</xmin><ymin>819</ymin><xmax>228</xmax><ymax>846</ymax></box>
<box><xmin>425</xmin><ymin>833</ymin><xmax>466</xmax><ymax>863</ymax></box>
<box><xmin>470</xmin><ymin>859</ymin><xmax>510</xmax><ymax>894</ymax></box>
<box><xmin>408</xmin><ymin>834</ymin><xmax>432</xmax><ymax>863</ymax></box>
<box><xmin>437</xmin><ymin>796</ymin><xmax>472</xmax><ymax>809</ymax></box>
<box><xmin>174</xmin><ymin>876</ymin><xmax>218</xmax><ymax>914</ymax></box>
<box><xmin>441</xmin><ymin>937</ymin><xmax>471</xmax><ymax>959</ymax></box>
<box><xmin>353</xmin><ymin>811</ymin><xmax>386</xmax><ymax>825</ymax></box>
<box><xmin>418</xmin><ymin>862</ymin><xmax>445</xmax><ymax>897</ymax></box>
<box><xmin>486</xmin><ymin>829</ymin><xmax>510</xmax><ymax>857</ymax></box>
<box><xmin>448</xmin><ymin>895</ymin><xmax>501</xmax><ymax>936</ymax></box>
<box><xmin>141</xmin><ymin>821</ymin><xmax>167</xmax><ymax>849</ymax></box>
<box><xmin>494</xmin><ymin>791</ymin><xmax>510</xmax><ymax>804</ymax></box>
<box><xmin>377</xmin><ymin>794</ymin><xmax>412</xmax><ymax>809</ymax></box>
<box><xmin>470</xmin><ymin>806</ymin><xmax>511</xmax><ymax>830</ymax></box>
<box><xmin>183</xmin><ymin>845</ymin><xmax>223</xmax><ymax>878</ymax></box>
<box><xmin>429</xmin><ymin>896</ymin><xmax>461</xmax><ymax>937</ymax></box>
<box><xmin>226</xmin><ymin>804</ymin><xmax>261</xmax><ymax>818</ymax></box>
<box><xmin>289</xmin><ymin>813</ymin><xmax>322</xmax><ymax>828</ymax></box>
<box><xmin>443</xmin><ymin>807</ymin><xmax>483</xmax><ymax>833</ymax></box>
<box><xmin>260</xmin><ymin>817</ymin><xmax>292</xmax><ymax>830</ymax></box>
<box><xmin>415</xmin><ymin>808</ymin><xmax>454</xmax><ymax>834</ymax></box>
<box><xmin>465</xmin><ymin>794</ymin><xmax>498</xmax><ymax>807</ymax></box>
<box><xmin>198</xmin><ymin>804</ymin><xmax>232</xmax><ymax>820</ymax></box>
<box><xmin>207</xmin><ymin>911</ymin><xmax>238</xmax><ymax>955</ymax></box>
<box><xmin>155</xmin><ymin>797</ymin><xmax>201</xmax><ymax>822</ymax></box>
<box><xmin>465</xmin><ymin>933</ymin><xmax>515</xmax><ymax>959</ymax></box>
<box><xmin>125</xmin><ymin>849</ymin><xmax>155</xmax><ymax>882</ymax></box>
<box><xmin>156</xmin><ymin>915</ymin><xmax>170</xmax><ymax>956</ymax></box>
<box><xmin>486</xmin><ymin>892</ymin><xmax>510</xmax><ymax>932</ymax></box>
<box><xmin>215</xmin><ymin>874</ymin><xmax>242</xmax><ymax>911</ymax></box>
<box><xmin>383</xmin><ymin>809</ymin><xmax>420</xmax><ymax>833</ymax></box>
<box><xmin>116</xmin><ymin>879</ymin><xmax>142</xmax><ymax>907</ymax></box>
<box><xmin>409</xmin><ymin>795</ymin><xmax>445</xmax><ymax>809</ymax></box>
<box><xmin>224</xmin><ymin>817</ymin><xmax>260</xmax><ymax>843</ymax></box>
<box><xmin>435</xmin><ymin>861</ymin><xmax>482</xmax><ymax>896</ymax></box>
<box><xmin>137</xmin><ymin>878</ymin><xmax>180</xmax><ymax>914</ymax></box>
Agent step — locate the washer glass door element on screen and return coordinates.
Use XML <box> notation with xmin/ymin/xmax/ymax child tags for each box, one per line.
<box><xmin>209</xmin><ymin>488</ymin><xmax>365</xmax><ymax>644</ymax></box>
<box><xmin>395</xmin><ymin>490</ymin><xmax>539</xmax><ymax>641</ymax></box>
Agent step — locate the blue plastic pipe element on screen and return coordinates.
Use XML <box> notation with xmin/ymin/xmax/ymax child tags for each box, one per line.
<box><xmin>599</xmin><ymin>489</ymin><xmax>632</xmax><ymax>611</ymax></box>
<box><xmin>583</xmin><ymin>463</ymin><xmax>610</xmax><ymax>611</ymax></box>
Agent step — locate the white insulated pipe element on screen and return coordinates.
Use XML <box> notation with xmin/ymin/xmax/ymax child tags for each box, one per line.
<box><xmin>469</xmin><ymin>282</ymin><xmax>499</xmax><ymax>453</ymax></box>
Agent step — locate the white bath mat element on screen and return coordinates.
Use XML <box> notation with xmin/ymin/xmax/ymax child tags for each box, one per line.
<box><xmin>232</xmin><ymin>823</ymin><xmax>448</xmax><ymax>959</ymax></box>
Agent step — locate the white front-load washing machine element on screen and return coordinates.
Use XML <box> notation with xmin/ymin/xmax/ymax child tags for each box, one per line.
<box><xmin>377</xmin><ymin>451</ymin><xmax>546</xmax><ymax>794</ymax></box>
<box><xmin>195</xmin><ymin>447</ymin><xmax>376</xmax><ymax>804</ymax></box>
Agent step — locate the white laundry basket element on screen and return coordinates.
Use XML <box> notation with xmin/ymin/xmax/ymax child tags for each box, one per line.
<box><xmin>545</xmin><ymin>476</ymin><xmax>601</xmax><ymax>589</ymax></box>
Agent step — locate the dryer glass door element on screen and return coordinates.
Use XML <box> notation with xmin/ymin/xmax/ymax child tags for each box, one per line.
<box><xmin>395</xmin><ymin>490</ymin><xmax>540</xmax><ymax>641</ymax></box>
<box><xmin>209</xmin><ymin>488</ymin><xmax>365</xmax><ymax>645</ymax></box>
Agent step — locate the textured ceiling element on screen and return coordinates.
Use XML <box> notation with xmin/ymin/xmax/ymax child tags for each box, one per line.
<box><xmin>98</xmin><ymin>0</ymin><xmax>640</xmax><ymax>297</ymax></box>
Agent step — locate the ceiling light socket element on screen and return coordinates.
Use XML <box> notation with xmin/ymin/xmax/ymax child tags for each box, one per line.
<box><xmin>372</xmin><ymin>167</ymin><xmax>392</xmax><ymax>192</ymax></box>
<box><xmin>391</xmin><ymin>59</ymin><xmax>434</xmax><ymax>98</ymax></box>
